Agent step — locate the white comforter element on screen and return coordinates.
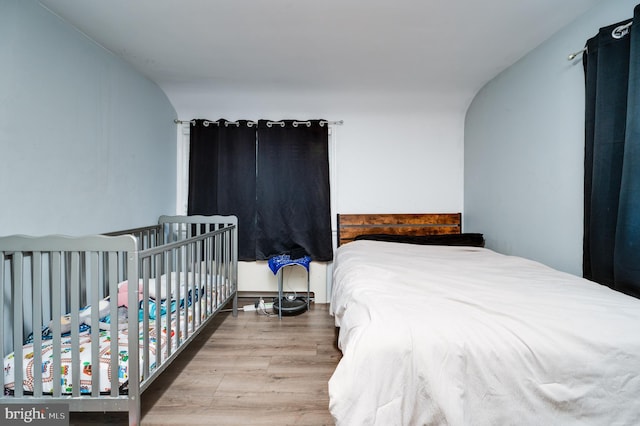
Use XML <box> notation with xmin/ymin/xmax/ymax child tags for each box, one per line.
<box><xmin>329</xmin><ymin>241</ymin><xmax>640</xmax><ymax>426</ymax></box>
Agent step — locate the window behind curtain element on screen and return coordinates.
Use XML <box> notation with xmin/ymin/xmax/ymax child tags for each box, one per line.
<box><xmin>187</xmin><ymin>119</ymin><xmax>333</xmax><ymax>262</ymax></box>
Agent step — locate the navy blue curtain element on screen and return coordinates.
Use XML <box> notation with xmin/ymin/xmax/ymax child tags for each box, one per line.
<box><xmin>583</xmin><ymin>6</ymin><xmax>640</xmax><ymax>298</ymax></box>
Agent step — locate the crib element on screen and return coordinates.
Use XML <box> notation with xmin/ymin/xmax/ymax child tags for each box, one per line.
<box><xmin>1</xmin><ymin>215</ymin><xmax>238</xmax><ymax>425</ymax></box>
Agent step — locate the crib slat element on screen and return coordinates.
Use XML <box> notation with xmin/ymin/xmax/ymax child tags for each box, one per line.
<box><xmin>125</xmin><ymin>247</ymin><xmax>140</xmax><ymax>426</ymax></box>
<box><xmin>193</xmin><ymin>240</ymin><xmax>200</xmax><ymax>328</ymax></box>
<box><xmin>70</xmin><ymin>251</ymin><xmax>81</xmax><ymax>398</ymax></box>
<box><xmin>194</xmin><ymin>240</ymin><xmax>199</xmax><ymax>328</ymax></box>
<box><xmin>154</xmin><ymin>252</ymin><xmax>162</xmax><ymax>366</ymax></box>
<box><xmin>12</xmin><ymin>252</ymin><xmax>24</xmax><ymax>398</ymax></box>
<box><xmin>184</xmin><ymin>244</ymin><xmax>189</xmax><ymax>339</ymax></box>
<box><xmin>165</xmin><ymin>249</ymin><xmax>173</xmax><ymax>358</ymax></box>
<box><xmin>89</xmin><ymin>250</ymin><xmax>100</xmax><ymax>397</ymax></box>
<box><xmin>213</xmin><ymin>235</ymin><xmax>219</xmax><ymax>308</ymax></box>
<box><xmin>32</xmin><ymin>252</ymin><xmax>43</xmax><ymax>396</ymax></box>
<box><xmin>108</xmin><ymin>251</ymin><xmax>120</xmax><ymax>397</ymax></box>
<box><xmin>222</xmin><ymin>233</ymin><xmax>228</xmax><ymax>303</ymax></box>
<box><xmin>204</xmin><ymin>237</ymin><xmax>211</xmax><ymax>314</ymax></box>
<box><xmin>51</xmin><ymin>251</ymin><xmax>62</xmax><ymax>398</ymax></box>
<box><xmin>205</xmin><ymin>238</ymin><xmax>211</xmax><ymax>311</ymax></box>
<box><xmin>174</xmin><ymin>248</ymin><xmax>182</xmax><ymax>347</ymax></box>
<box><xmin>142</xmin><ymin>259</ymin><xmax>150</xmax><ymax>379</ymax></box>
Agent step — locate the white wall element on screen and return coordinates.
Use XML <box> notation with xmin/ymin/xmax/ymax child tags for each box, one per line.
<box><xmin>168</xmin><ymin>87</ymin><xmax>466</xmax><ymax>302</ymax></box>
<box><xmin>464</xmin><ymin>0</ymin><xmax>638</xmax><ymax>275</ymax></box>
<box><xmin>171</xmin><ymin>88</ymin><xmax>465</xmax><ymax>215</ymax></box>
<box><xmin>0</xmin><ymin>0</ymin><xmax>177</xmax><ymax>236</ymax></box>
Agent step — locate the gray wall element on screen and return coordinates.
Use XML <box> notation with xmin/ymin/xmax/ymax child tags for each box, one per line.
<box><xmin>0</xmin><ymin>0</ymin><xmax>177</xmax><ymax>236</ymax></box>
<box><xmin>464</xmin><ymin>0</ymin><xmax>638</xmax><ymax>275</ymax></box>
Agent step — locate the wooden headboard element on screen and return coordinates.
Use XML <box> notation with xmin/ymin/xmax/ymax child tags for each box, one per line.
<box><xmin>337</xmin><ymin>213</ymin><xmax>462</xmax><ymax>246</ymax></box>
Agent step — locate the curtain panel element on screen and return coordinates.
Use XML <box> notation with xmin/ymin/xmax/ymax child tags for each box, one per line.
<box><xmin>256</xmin><ymin>120</ymin><xmax>333</xmax><ymax>261</ymax></box>
<box><xmin>187</xmin><ymin>119</ymin><xmax>257</xmax><ymax>260</ymax></box>
<box><xmin>583</xmin><ymin>5</ymin><xmax>640</xmax><ymax>298</ymax></box>
<box><xmin>187</xmin><ymin>119</ymin><xmax>333</xmax><ymax>262</ymax></box>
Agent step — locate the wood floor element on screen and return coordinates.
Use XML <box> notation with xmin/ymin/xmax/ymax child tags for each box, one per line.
<box><xmin>70</xmin><ymin>302</ymin><xmax>341</xmax><ymax>425</ymax></box>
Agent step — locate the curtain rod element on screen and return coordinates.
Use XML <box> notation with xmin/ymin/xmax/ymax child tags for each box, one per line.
<box><xmin>567</xmin><ymin>47</ymin><xmax>587</xmax><ymax>61</ymax></box>
<box><xmin>568</xmin><ymin>21</ymin><xmax>633</xmax><ymax>60</ymax></box>
<box><xmin>174</xmin><ymin>119</ymin><xmax>344</xmax><ymax>127</ymax></box>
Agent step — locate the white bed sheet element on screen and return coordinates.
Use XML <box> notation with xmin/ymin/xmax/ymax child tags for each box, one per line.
<box><xmin>329</xmin><ymin>240</ymin><xmax>640</xmax><ymax>426</ymax></box>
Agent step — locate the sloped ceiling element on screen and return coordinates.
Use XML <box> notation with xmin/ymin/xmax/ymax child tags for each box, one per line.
<box><xmin>38</xmin><ymin>0</ymin><xmax>604</xmax><ymax>111</ymax></box>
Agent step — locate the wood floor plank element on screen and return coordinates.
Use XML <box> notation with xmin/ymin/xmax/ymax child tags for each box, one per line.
<box><xmin>142</xmin><ymin>408</ymin><xmax>334</xmax><ymax>426</ymax></box>
<box><xmin>70</xmin><ymin>303</ymin><xmax>341</xmax><ymax>425</ymax></box>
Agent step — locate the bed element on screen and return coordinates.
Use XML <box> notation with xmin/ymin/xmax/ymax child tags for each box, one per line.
<box><xmin>1</xmin><ymin>215</ymin><xmax>238</xmax><ymax>425</ymax></box>
<box><xmin>329</xmin><ymin>213</ymin><xmax>640</xmax><ymax>426</ymax></box>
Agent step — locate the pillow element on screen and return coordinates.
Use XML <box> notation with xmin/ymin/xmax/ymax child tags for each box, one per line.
<box><xmin>354</xmin><ymin>233</ymin><xmax>485</xmax><ymax>247</ymax></box>
<box><xmin>117</xmin><ymin>280</ymin><xmax>143</xmax><ymax>307</ymax></box>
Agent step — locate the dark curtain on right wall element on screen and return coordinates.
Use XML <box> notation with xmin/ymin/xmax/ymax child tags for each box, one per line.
<box><xmin>583</xmin><ymin>5</ymin><xmax>640</xmax><ymax>298</ymax></box>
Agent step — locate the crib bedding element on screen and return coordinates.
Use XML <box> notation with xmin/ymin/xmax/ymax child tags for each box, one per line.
<box><xmin>3</xmin><ymin>283</ymin><xmax>226</xmax><ymax>395</ymax></box>
<box><xmin>133</xmin><ymin>270</ymin><xmax>222</xmax><ymax>301</ymax></box>
<box><xmin>329</xmin><ymin>240</ymin><xmax>640</xmax><ymax>426</ymax></box>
